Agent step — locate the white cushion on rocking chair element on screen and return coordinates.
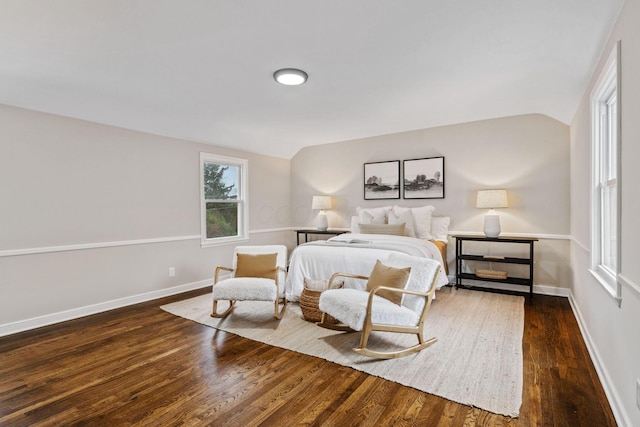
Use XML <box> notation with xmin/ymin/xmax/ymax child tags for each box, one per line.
<box><xmin>212</xmin><ymin>277</ymin><xmax>278</xmax><ymax>301</ymax></box>
<box><xmin>319</xmin><ymin>288</ymin><xmax>419</xmax><ymax>331</ymax></box>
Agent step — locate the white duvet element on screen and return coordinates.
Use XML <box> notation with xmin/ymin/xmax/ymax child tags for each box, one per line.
<box><xmin>285</xmin><ymin>233</ymin><xmax>449</xmax><ymax>301</ymax></box>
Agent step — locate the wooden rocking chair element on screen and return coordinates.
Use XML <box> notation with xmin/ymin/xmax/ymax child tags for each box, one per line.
<box><xmin>317</xmin><ymin>253</ymin><xmax>441</xmax><ymax>359</ymax></box>
<box><xmin>211</xmin><ymin>245</ymin><xmax>287</xmax><ymax>320</ymax></box>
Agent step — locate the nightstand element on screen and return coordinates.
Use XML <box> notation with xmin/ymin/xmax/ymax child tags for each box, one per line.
<box><xmin>453</xmin><ymin>235</ymin><xmax>537</xmax><ymax>298</ymax></box>
<box><xmin>294</xmin><ymin>229</ymin><xmax>347</xmax><ymax>246</ymax></box>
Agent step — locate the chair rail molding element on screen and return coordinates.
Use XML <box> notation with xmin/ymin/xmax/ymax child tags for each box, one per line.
<box><xmin>0</xmin><ymin>227</ymin><xmax>293</xmax><ymax>258</ymax></box>
<box><xmin>0</xmin><ymin>235</ymin><xmax>201</xmax><ymax>258</ymax></box>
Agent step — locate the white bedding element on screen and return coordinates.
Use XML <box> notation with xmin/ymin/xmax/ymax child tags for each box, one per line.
<box><xmin>285</xmin><ymin>233</ymin><xmax>449</xmax><ymax>301</ymax></box>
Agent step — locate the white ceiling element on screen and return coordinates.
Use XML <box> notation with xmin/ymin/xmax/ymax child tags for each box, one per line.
<box><xmin>0</xmin><ymin>0</ymin><xmax>624</xmax><ymax>159</ymax></box>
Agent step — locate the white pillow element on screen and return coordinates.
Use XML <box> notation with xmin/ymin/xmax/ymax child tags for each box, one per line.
<box><xmin>388</xmin><ymin>208</ymin><xmax>416</xmax><ymax>237</ymax></box>
<box><xmin>393</xmin><ymin>205</ymin><xmax>435</xmax><ymax>239</ymax></box>
<box><xmin>356</xmin><ymin>206</ymin><xmax>390</xmax><ymax>224</ymax></box>
<box><xmin>430</xmin><ymin>216</ymin><xmax>450</xmax><ymax>241</ymax></box>
<box><xmin>350</xmin><ymin>216</ymin><xmax>360</xmax><ymax>233</ymax></box>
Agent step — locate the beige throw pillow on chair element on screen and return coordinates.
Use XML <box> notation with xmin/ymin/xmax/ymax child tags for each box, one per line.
<box><xmin>366</xmin><ymin>260</ymin><xmax>411</xmax><ymax>305</ymax></box>
<box><xmin>235</xmin><ymin>253</ymin><xmax>278</xmax><ymax>280</ymax></box>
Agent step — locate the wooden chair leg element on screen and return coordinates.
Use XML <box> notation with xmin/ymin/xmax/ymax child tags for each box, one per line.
<box><xmin>273</xmin><ymin>297</ymin><xmax>287</xmax><ymax>320</ymax></box>
<box><xmin>211</xmin><ymin>300</ymin><xmax>235</xmax><ymax>318</ymax></box>
<box><xmin>358</xmin><ymin>321</ymin><xmax>373</xmax><ymax>350</ymax></box>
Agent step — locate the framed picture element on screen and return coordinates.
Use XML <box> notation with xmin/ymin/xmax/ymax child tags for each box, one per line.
<box><xmin>403</xmin><ymin>156</ymin><xmax>445</xmax><ymax>199</ymax></box>
<box><xmin>364</xmin><ymin>160</ymin><xmax>400</xmax><ymax>200</ymax></box>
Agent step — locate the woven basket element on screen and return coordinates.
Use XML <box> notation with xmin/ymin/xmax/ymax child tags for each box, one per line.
<box><xmin>300</xmin><ymin>287</ymin><xmax>339</xmax><ymax>324</ymax></box>
<box><xmin>475</xmin><ymin>268</ymin><xmax>508</xmax><ymax>280</ymax></box>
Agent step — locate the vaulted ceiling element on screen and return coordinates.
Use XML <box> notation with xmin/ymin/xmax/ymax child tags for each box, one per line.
<box><xmin>0</xmin><ymin>0</ymin><xmax>624</xmax><ymax>158</ymax></box>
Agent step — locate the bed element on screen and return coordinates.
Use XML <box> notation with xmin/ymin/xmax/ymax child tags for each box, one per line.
<box><xmin>285</xmin><ymin>206</ymin><xmax>450</xmax><ymax>301</ymax></box>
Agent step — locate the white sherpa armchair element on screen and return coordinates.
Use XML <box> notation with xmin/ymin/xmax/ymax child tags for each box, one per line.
<box><xmin>317</xmin><ymin>253</ymin><xmax>441</xmax><ymax>359</ymax></box>
<box><xmin>211</xmin><ymin>245</ymin><xmax>288</xmax><ymax>320</ymax></box>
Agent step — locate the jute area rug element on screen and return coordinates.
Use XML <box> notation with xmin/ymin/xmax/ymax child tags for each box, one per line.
<box><xmin>161</xmin><ymin>287</ymin><xmax>524</xmax><ymax>417</ymax></box>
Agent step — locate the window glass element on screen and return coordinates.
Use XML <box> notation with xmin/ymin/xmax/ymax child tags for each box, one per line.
<box><xmin>590</xmin><ymin>42</ymin><xmax>620</xmax><ymax>301</ymax></box>
<box><xmin>201</xmin><ymin>154</ymin><xmax>248</xmax><ymax>244</ymax></box>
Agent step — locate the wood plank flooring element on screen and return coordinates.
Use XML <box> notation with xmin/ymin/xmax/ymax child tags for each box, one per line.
<box><xmin>0</xmin><ymin>289</ymin><xmax>617</xmax><ymax>426</ymax></box>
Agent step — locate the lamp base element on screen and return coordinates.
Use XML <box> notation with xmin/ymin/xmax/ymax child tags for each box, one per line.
<box><xmin>483</xmin><ymin>214</ymin><xmax>501</xmax><ymax>238</ymax></box>
<box><xmin>316</xmin><ymin>212</ymin><xmax>328</xmax><ymax>231</ymax></box>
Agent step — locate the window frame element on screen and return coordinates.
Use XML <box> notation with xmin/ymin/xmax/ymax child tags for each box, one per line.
<box><xmin>200</xmin><ymin>152</ymin><xmax>249</xmax><ymax>247</ymax></box>
<box><xmin>589</xmin><ymin>41</ymin><xmax>621</xmax><ymax>304</ymax></box>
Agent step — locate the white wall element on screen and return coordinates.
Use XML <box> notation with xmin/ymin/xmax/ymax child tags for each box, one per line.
<box><xmin>569</xmin><ymin>0</ymin><xmax>640</xmax><ymax>425</ymax></box>
<box><xmin>0</xmin><ymin>104</ymin><xmax>293</xmax><ymax>334</ymax></box>
<box><xmin>290</xmin><ymin>113</ymin><xmax>571</xmax><ymax>291</ymax></box>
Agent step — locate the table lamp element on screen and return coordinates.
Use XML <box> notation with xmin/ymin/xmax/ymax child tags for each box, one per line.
<box><xmin>312</xmin><ymin>196</ymin><xmax>332</xmax><ymax>231</ymax></box>
<box><xmin>476</xmin><ymin>189</ymin><xmax>508</xmax><ymax>237</ymax></box>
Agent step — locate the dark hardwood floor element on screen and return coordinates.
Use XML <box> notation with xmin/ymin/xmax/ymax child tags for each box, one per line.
<box><xmin>0</xmin><ymin>289</ymin><xmax>616</xmax><ymax>426</ymax></box>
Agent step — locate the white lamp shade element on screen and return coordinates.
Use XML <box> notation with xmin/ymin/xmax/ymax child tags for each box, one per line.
<box><xmin>312</xmin><ymin>196</ymin><xmax>332</xmax><ymax>210</ymax></box>
<box><xmin>476</xmin><ymin>190</ymin><xmax>508</xmax><ymax>209</ymax></box>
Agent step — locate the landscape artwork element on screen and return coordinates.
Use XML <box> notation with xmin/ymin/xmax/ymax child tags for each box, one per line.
<box><xmin>403</xmin><ymin>157</ymin><xmax>445</xmax><ymax>199</ymax></box>
<box><xmin>364</xmin><ymin>160</ymin><xmax>400</xmax><ymax>200</ymax></box>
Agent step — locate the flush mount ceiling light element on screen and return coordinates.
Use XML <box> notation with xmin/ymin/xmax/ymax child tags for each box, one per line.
<box><xmin>273</xmin><ymin>68</ymin><xmax>308</xmax><ymax>86</ymax></box>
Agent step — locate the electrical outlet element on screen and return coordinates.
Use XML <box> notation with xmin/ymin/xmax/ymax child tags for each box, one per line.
<box><xmin>169</xmin><ymin>267</ymin><xmax>176</xmax><ymax>277</ymax></box>
<box><xmin>636</xmin><ymin>379</ymin><xmax>640</xmax><ymax>410</ymax></box>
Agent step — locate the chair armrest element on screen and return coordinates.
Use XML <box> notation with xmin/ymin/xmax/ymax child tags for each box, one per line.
<box><xmin>365</xmin><ymin>285</ymin><xmax>437</xmax><ymax>310</ymax></box>
<box><xmin>214</xmin><ymin>266</ymin><xmax>234</xmax><ymax>283</ymax></box>
<box><xmin>274</xmin><ymin>266</ymin><xmax>288</xmax><ymax>288</ymax></box>
<box><xmin>368</xmin><ymin>264</ymin><xmax>441</xmax><ymax>300</ymax></box>
<box><xmin>369</xmin><ymin>285</ymin><xmax>432</xmax><ymax>298</ymax></box>
<box><xmin>328</xmin><ymin>272</ymin><xmax>369</xmax><ymax>289</ymax></box>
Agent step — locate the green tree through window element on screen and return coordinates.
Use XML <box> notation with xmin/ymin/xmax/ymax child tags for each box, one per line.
<box><xmin>203</xmin><ymin>162</ymin><xmax>239</xmax><ymax>239</ymax></box>
<box><xmin>204</xmin><ymin>163</ymin><xmax>235</xmax><ymax>200</ymax></box>
<box><xmin>201</xmin><ymin>153</ymin><xmax>246</xmax><ymax>244</ymax></box>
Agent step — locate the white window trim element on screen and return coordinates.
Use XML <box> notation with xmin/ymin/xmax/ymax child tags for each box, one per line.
<box><xmin>589</xmin><ymin>40</ymin><xmax>621</xmax><ymax>305</ymax></box>
<box><xmin>200</xmin><ymin>152</ymin><xmax>249</xmax><ymax>247</ymax></box>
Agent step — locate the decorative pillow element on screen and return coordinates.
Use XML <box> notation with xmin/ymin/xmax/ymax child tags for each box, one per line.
<box><xmin>356</xmin><ymin>206</ymin><xmax>390</xmax><ymax>224</ymax></box>
<box><xmin>388</xmin><ymin>208</ymin><xmax>416</xmax><ymax>237</ymax></box>
<box><xmin>366</xmin><ymin>260</ymin><xmax>412</xmax><ymax>305</ymax></box>
<box><xmin>350</xmin><ymin>216</ymin><xmax>361</xmax><ymax>233</ymax></box>
<box><xmin>430</xmin><ymin>216</ymin><xmax>451</xmax><ymax>242</ymax></box>
<box><xmin>235</xmin><ymin>253</ymin><xmax>277</xmax><ymax>280</ymax></box>
<box><xmin>304</xmin><ymin>277</ymin><xmax>344</xmax><ymax>291</ymax></box>
<box><xmin>358</xmin><ymin>222</ymin><xmax>406</xmax><ymax>236</ymax></box>
<box><xmin>393</xmin><ymin>205</ymin><xmax>435</xmax><ymax>239</ymax></box>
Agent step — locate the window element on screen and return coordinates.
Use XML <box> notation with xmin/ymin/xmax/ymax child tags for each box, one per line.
<box><xmin>590</xmin><ymin>41</ymin><xmax>621</xmax><ymax>302</ymax></box>
<box><xmin>200</xmin><ymin>153</ymin><xmax>248</xmax><ymax>246</ymax></box>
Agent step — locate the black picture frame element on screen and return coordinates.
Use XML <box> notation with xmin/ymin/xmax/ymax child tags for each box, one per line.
<box><xmin>402</xmin><ymin>156</ymin><xmax>445</xmax><ymax>199</ymax></box>
<box><xmin>363</xmin><ymin>160</ymin><xmax>400</xmax><ymax>200</ymax></box>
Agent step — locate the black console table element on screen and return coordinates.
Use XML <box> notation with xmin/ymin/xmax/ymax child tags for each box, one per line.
<box><xmin>453</xmin><ymin>235</ymin><xmax>537</xmax><ymax>298</ymax></box>
<box><xmin>295</xmin><ymin>229</ymin><xmax>347</xmax><ymax>246</ymax></box>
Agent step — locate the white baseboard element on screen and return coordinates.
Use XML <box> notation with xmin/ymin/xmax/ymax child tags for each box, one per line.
<box><xmin>0</xmin><ymin>279</ymin><xmax>213</xmax><ymax>338</ymax></box>
<box><xmin>532</xmin><ymin>284</ymin><xmax>571</xmax><ymax>297</ymax></box>
<box><xmin>568</xmin><ymin>291</ymin><xmax>631</xmax><ymax>427</ymax></box>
